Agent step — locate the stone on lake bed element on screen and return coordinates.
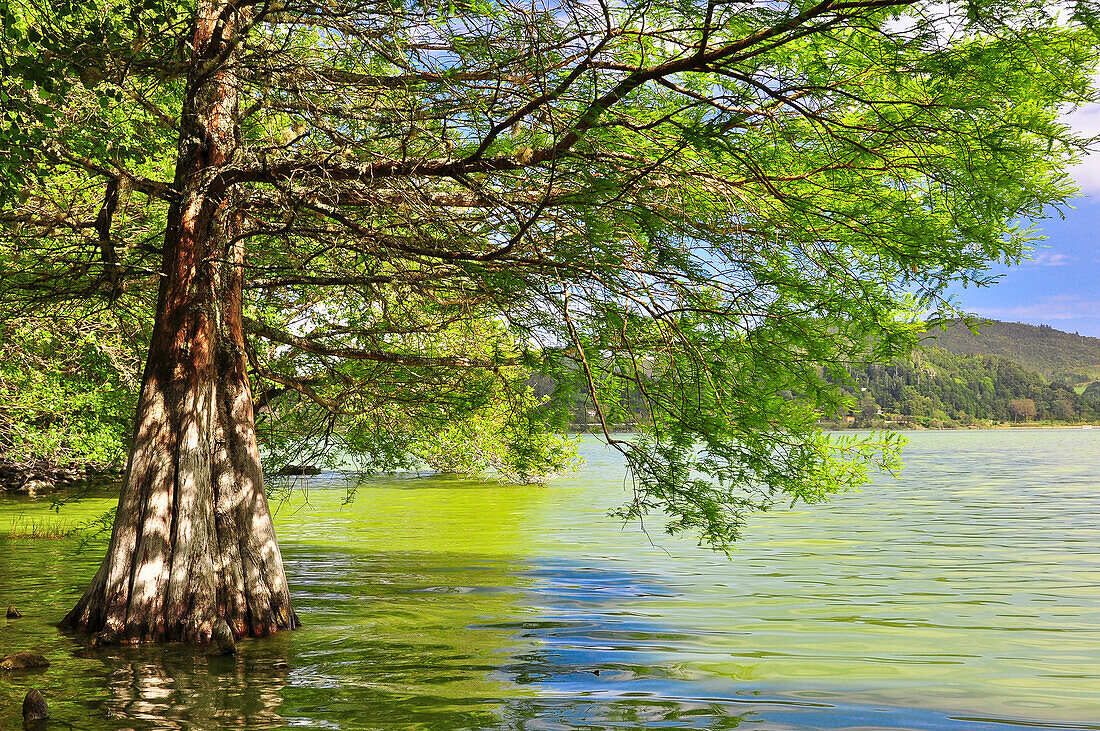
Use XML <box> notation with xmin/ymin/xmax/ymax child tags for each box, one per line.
<box><xmin>6</xmin><ymin>604</ymin><xmax>23</xmax><ymax>618</ymax></box>
<box><xmin>0</xmin><ymin>652</ymin><xmax>50</xmax><ymax>670</ymax></box>
<box><xmin>23</xmin><ymin>689</ymin><xmax>48</xmax><ymax>723</ymax></box>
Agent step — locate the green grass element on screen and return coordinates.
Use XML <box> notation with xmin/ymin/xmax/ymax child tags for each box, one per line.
<box><xmin>5</xmin><ymin>513</ymin><xmax>76</xmax><ymax>540</ymax></box>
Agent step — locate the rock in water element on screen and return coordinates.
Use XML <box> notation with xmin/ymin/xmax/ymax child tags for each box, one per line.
<box><xmin>208</xmin><ymin>619</ymin><xmax>237</xmax><ymax>656</ymax></box>
<box><xmin>0</xmin><ymin>652</ymin><xmax>50</xmax><ymax>670</ymax></box>
<box><xmin>20</xmin><ymin>478</ymin><xmax>53</xmax><ymax>494</ymax></box>
<box><xmin>6</xmin><ymin>605</ymin><xmax>22</xmax><ymax>618</ymax></box>
<box><xmin>23</xmin><ymin>689</ymin><xmax>48</xmax><ymax>723</ymax></box>
<box><xmin>275</xmin><ymin>464</ymin><xmax>321</xmax><ymax>476</ymax></box>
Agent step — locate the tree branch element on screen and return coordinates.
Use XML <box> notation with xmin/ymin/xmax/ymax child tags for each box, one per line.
<box><xmin>243</xmin><ymin>316</ymin><xmax>518</xmax><ymax>368</ymax></box>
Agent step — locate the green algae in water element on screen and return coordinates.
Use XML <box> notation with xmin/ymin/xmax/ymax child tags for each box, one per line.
<box><xmin>1</xmin><ymin>431</ymin><xmax>1099</xmax><ymax>729</ymax></box>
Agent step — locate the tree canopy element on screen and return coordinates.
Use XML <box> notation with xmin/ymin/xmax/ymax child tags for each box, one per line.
<box><xmin>2</xmin><ymin>0</ymin><xmax>1098</xmax><ymax>551</ymax></box>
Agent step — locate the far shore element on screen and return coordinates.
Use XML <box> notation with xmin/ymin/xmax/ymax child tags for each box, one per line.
<box><xmin>821</xmin><ymin>422</ymin><xmax>1099</xmax><ymax>431</ymax></box>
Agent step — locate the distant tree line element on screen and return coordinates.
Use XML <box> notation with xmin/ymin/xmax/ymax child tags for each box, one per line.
<box><xmin>826</xmin><ymin>347</ymin><xmax>1100</xmax><ymax>427</ymax></box>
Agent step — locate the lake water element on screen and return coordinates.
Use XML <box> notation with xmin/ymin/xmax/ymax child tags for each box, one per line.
<box><xmin>1</xmin><ymin>430</ymin><xmax>1098</xmax><ymax>729</ymax></box>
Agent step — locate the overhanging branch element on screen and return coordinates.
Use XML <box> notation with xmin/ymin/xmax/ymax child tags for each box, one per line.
<box><xmin>243</xmin><ymin>316</ymin><xmax>518</xmax><ymax>369</ymax></box>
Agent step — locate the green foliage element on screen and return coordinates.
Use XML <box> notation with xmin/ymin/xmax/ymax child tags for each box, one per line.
<box><xmin>0</xmin><ymin>315</ymin><xmax>139</xmax><ymax>466</ymax></box>
<box><xmin>413</xmin><ymin>386</ymin><xmax>581</xmax><ymax>484</ymax></box>
<box><xmin>252</xmin><ymin>314</ymin><xmax>580</xmax><ymax>482</ymax></box>
<box><xmin>1083</xmin><ymin>381</ymin><xmax>1100</xmax><ymax>407</ymax></box>
<box><xmin>615</xmin><ymin>429</ymin><xmax>905</xmax><ymax>551</ymax></box>
<box><xmin>0</xmin><ymin>0</ymin><xmax>186</xmax><ymax>198</ymax></box>
<box><xmin>2</xmin><ymin>0</ymin><xmax>1098</xmax><ymax>549</ymax></box>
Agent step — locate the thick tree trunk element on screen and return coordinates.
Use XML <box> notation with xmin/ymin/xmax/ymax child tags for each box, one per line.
<box><xmin>62</xmin><ymin>0</ymin><xmax>299</xmax><ymax>644</ymax></box>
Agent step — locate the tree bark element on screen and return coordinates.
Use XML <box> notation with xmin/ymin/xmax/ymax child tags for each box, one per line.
<box><xmin>61</xmin><ymin>0</ymin><xmax>299</xmax><ymax>644</ymax></box>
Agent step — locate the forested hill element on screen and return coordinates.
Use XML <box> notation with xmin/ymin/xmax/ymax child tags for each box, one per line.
<box><xmin>925</xmin><ymin>320</ymin><xmax>1100</xmax><ymax>382</ymax></box>
<box><xmin>827</xmin><ymin>321</ymin><xmax>1100</xmax><ymax>428</ymax></box>
<box><xmin>830</xmin><ymin>346</ymin><xmax>1100</xmax><ymax>428</ymax></box>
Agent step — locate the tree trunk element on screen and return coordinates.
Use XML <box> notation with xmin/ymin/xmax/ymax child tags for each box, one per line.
<box><xmin>61</xmin><ymin>0</ymin><xmax>299</xmax><ymax>644</ymax></box>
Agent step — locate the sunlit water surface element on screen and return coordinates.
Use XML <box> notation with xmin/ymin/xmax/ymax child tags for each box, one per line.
<box><xmin>1</xmin><ymin>430</ymin><xmax>1098</xmax><ymax>729</ymax></box>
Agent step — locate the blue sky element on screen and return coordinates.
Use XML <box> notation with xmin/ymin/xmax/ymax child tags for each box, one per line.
<box><xmin>945</xmin><ymin>95</ymin><xmax>1100</xmax><ymax>337</ymax></box>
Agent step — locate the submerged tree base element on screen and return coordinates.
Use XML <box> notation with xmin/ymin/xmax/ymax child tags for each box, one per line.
<box><xmin>59</xmin><ymin>349</ymin><xmax>302</xmax><ymax>646</ymax></box>
<box><xmin>61</xmin><ymin>604</ymin><xmax>300</xmax><ymax>648</ymax></box>
<box><xmin>61</xmin><ymin>542</ymin><xmax>300</xmax><ymax>647</ymax></box>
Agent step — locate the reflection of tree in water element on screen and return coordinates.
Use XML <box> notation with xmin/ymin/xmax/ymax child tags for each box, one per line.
<box><xmin>99</xmin><ymin>645</ymin><xmax>289</xmax><ymax>729</ymax></box>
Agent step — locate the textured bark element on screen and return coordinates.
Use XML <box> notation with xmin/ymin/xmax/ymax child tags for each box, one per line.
<box><xmin>61</xmin><ymin>0</ymin><xmax>299</xmax><ymax>644</ymax></box>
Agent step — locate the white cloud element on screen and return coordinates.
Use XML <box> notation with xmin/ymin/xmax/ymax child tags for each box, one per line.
<box><xmin>971</xmin><ymin>294</ymin><xmax>1100</xmax><ymax>322</ymax></box>
<box><xmin>1063</xmin><ymin>73</ymin><xmax>1100</xmax><ymax>194</ymax></box>
<box><xmin>1066</xmin><ymin>101</ymin><xmax>1100</xmax><ymax>138</ymax></box>
<box><xmin>1027</xmin><ymin>251</ymin><xmax>1072</xmax><ymax>266</ymax></box>
<box><xmin>1066</xmin><ymin>156</ymin><xmax>1100</xmax><ymax>194</ymax></box>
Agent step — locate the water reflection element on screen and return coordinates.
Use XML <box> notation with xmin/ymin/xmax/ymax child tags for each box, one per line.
<box><xmin>93</xmin><ymin>646</ymin><xmax>290</xmax><ymax>729</ymax></box>
<box><xmin>279</xmin><ymin>545</ymin><xmax>531</xmax><ymax>728</ymax></box>
<box><xmin>480</xmin><ymin>558</ymin><xmax>1099</xmax><ymax>731</ymax></box>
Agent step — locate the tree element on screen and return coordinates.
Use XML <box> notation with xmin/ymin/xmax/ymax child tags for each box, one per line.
<box><xmin>1052</xmin><ymin>397</ymin><xmax>1075</xmax><ymax>421</ymax></box>
<box><xmin>859</xmin><ymin>394</ymin><xmax>880</xmax><ymax>425</ymax></box>
<box><xmin>0</xmin><ymin>0</ymin><xmax>1095</xmax><ymax>644</ymax></box>
<box><xmin>1009</xmin><ymin>397</ymin><xmax>1038</xmax><ymax>423</ymax></box>
<box><xmin>1084</xmin><ymin>381</ymin><xmax>1100</xmax><ymax>407</ymax></box>
<box><xmin>835</xmin><ymin>346</ymin><xmax>1099</xmax><ymax>426</ymax></box>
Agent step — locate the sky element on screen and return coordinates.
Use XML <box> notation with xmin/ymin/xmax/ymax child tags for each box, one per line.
<box><xmin>944</xmin><ymin>92</ymin><xmax>1100</xmax><ymax>337</ymax></box>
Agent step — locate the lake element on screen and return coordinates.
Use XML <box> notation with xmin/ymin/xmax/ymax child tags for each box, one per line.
<box><xmin>1</xmin><ymin>429</ymin><xmax>1098</xmax><ymax>729</ymax></box>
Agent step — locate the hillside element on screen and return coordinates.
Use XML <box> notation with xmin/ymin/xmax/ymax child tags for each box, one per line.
<box><xmin>924</xmin><ymin>320</ymin><xmax>1100</xmax><ymax>382</ymax></box>
<box><xmin>826</xmin><ymin>320</ymin><xmax>1100</xmax><ymax>427</ymax></box>
<box><xmin>830</xmin><ymin>345</ymin><xmax>1099</xmax><ymax>428</ymax></box>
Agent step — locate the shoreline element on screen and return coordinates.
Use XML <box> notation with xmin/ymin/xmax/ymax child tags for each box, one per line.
<box><xmin>0</xmin><ymin>458</ymin><xmax>121</xmax><ymax>494</ymax></box>
<box><xmin>820</xmin><ymin>422</ymin><xmax>1099</xmax><ymax>432</ymax></box>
